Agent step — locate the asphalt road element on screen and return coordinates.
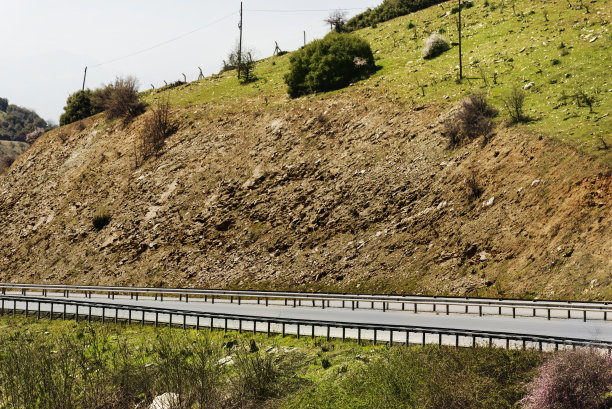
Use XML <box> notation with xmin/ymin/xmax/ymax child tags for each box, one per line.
<box><xmin>6</xmin><ymin>292</ymin><xmax>612</xmax><ymax>347</ymax></box>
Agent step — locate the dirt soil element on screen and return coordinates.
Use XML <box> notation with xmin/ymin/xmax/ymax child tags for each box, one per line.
<box><xmin>0</xmin><ymin>94</ymin><xmax>610</xmax><ymax>299</ymax></box>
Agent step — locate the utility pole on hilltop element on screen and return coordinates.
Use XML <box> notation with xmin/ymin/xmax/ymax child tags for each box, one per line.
<box><xmin>458</xmin><ymin>0</ymin><xmax>463</xmax><ymax>81</ymax></box>
<box><xmin>238</xmin><ymin>2</ymin><xmax>243</xmax><ymax>79</ymax></box>
<box><xmin>304</xmin><ymin>30</ymin><xmax>306</xmax><ymax>47</ymax></box>
<box><xmin>82</xmin><ymin>66</ymin><xmax>88</xmax><ymax>91</ymax></box>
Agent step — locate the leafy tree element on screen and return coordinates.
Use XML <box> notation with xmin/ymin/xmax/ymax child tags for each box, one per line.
<box><xmin>0</xmin><ymin>98</ymin><xmax>8</xmax><ymax>112</ymax></box>
<box><xmin>285</xmin><ymin>32</ymin><xmax>375</xmax><ymax>98</ymax></box>
<box><xmin>344</xmin><ymin>0</ymin><xmax>446</xmax><ymax>31</ymax></box>
<box><xmin>59</xmin><ymin>90</ymin><xmax>99</xmax><ymax>126</ymax></box>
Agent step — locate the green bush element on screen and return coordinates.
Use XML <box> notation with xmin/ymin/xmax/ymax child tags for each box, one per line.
<box><xmin>285</xmin><ymin>32</ymin><xmax>375</xmax><ymax>98</ymax></box>
<box><xmin>59</xmin><ymin>90</ymin><xmax>100</xmax><ymax>126</ymax></box>
<box><xmin>344</xmin><ymin>0</ymin><xmax>446</xmax><ymax>31</ymax></box>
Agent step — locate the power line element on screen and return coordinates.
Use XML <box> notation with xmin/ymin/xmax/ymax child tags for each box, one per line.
<box><xmin>91</xmin><ymin>11</ymin><xmax>238</xmax><ymax>68</ymax></box>
<box><xmin>245</xmin><ymin>7</ymin><xmax>369</xmax><ymax>13</ymax></box>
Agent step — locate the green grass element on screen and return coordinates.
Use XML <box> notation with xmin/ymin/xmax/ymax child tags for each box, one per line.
<box><xmin>141</xmin><ymin>0</ymin><xmax>611</xmax><ymax>166</ymax></box>
<box><xmin>0</xmin><ymin>315</ymin><xmax>543</xmax><ymax>408</ymax></box>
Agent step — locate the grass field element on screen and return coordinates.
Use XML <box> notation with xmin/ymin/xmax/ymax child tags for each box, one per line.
<box><xmin>0</xmin><ymin>315</ymin><xmax>542</xmax><ymax>408</ymax></box>
<box><xmin>142</xmin><ymin>0</ymin><xmax>611</xmax><ymax>166</ymax></box>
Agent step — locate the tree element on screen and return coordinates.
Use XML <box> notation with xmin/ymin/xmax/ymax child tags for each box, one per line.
<box><xmin>325</xmin><ymin>10</ymin><xmax>347</xmax><ymax>32</ymax></box>
<box><xmin>0</xmin><ymin>98</ymin><xmax>8</xmax><ymax>112</ymax></box>
<box><xmin>59</xmin><ymin>90</ymin><xmax>98</xmax><ymax>126</ymax></box>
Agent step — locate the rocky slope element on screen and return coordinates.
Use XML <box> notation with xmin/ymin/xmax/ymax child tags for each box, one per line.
<box><xmin>0</xmin><ymin>92</ymin><xmax>610</xmax><ymax>299</ymax></box>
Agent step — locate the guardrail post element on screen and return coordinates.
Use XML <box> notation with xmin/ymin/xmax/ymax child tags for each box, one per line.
<box><xmin>311</xmin><ymin>325</ymin><xmax>315</xmax><ymax>339</ymax></box>
<box><xmin>253</xmin><ymin>320</ymin><xmax>256</xmax><ymax>334</ymax></box>
<box><xmin>265</xmin><ymin>297</ymin><xmax>268</xmax><ymax>306</ymax></box>
<box><xmin>389</xmin><ymin>330</ymin><xmax>393</xmax><ymax>346</ymax></box>
<box><xmin>224</xmin><ymin>318</ymin><xmax>228</xmax><ymax>333</ymax></box>
<box><xmin>506</xmin><ymin>339</ymin><xmax>510</xmax><ymax>350</ymax></box>
<box><xmin>479</xmin><ymin>305</ymin><xmax>482</xmax><ymax>317</ymax></box>
<box><xmin>135</xmin><ymin>293</ymin><xmax>139</xmax><ymax>301</ymax></box>
<box><xmin>112</xmin><ymin>293</ymin><xmax>114</xmax><ymax>300</ymax></box>
<box><xmin>342</xmin><ymin>300</ymin><xmax>345</xmax><ymax>308</ymax></box>
<box><xmin>352</xmin><ymin>301</ymin><xmax>355</xmax><ymax>311</ymax></box>
<box><xmin>358</xmin><ymin>328</ymin><xmax>361</xmax><ymax>345</ymax></box>
<box><xmin>522</xmin><ymin>339</ymin><xmax>526</xmax><ymax>350</ymax></box>
<box><xmin>414</xmin><ymin>304</ymin><xmax>417</xmax><ymax>314</ymax></box>
<box><xmin>196</xmin><ymin>316</ymin><xmax>200</xmax><ymax>330</ymax></box>
<box><xmin>179</xmin><ymin>294</ymin><xmax>182</xmax><ymax>302</ymax></box>
<box><xmin>13</xmin><ymin>299</ymin><xmax>16</xmax><ymax>316</ymax></box>
<box><xmin>383</xmin><ymin>302</ymin><xmax>386</xmax><ymax>312</ymax></box>
<box><xmin>465</xmin><ymin>305</ymin><xmax>468</xmax><ymax>313</ymax></box>
<box><xmin>155</xmin><ymin>312</ymin><xmax>159</xmax><ymax>327</ymax></box>
<box><xmin>547</xmin><ymin>309</ymin><xmax>551</xmax><ymax>320</ymax></box>
<box><xmin>257</xmin><ymin>297</ymin><xmax>260</xmax><ymax>305</ymax></box>
<box><xmin>204</xmin><ymin>295</ymin><xmax>207</xmax><ymax>302</ymax></box>
<box><xmin>371</xmin><ymin>301</ymin><xmax>374</xmax><ymax>310</ymax></box>
<box><xmin>1</xmin><ymin>288</ymin><xmax>4</xmax><ymax>295</ymax></box>
<box><xmin>211</xmin><ymin>295</ymin><xmax>214</xmax><ymax>304</ymax></box>
<box><xmin>299</xmin><ymin>299</ymin><xmax>302</xmax><ymax>306</ymax></box>
<box><xmin>488</xmin><ymin>336</ymin><xmax>492</xmax><ymax>348</ymax></box>
<box><xmin>239</xmin><ymin>319</ymin><xmax>242</xmax><ymax>334</ymax></box>
<box><xmin>296</xmin><ymin>323</ymin><xmax>300</xmax><ymax>339</ymax></box>
<box><xmin>115</xmin><ymin>308</ymin><xmax>118</xmax><ymax>324</ymax></box>
<box><xmin>605</xmin><ymin>311</ymin><xmax>608</xmax><ymax>321</ymax></box>
<box><xmin>357</xmin><ymin>301</ymin><xmax>359</xmax><ymax>309</ymax></box>
<box><xmin>210</xmin><ymin>317</ymin><xmax>214</xmax><ymax>330</ymax></box>
<box><xmin>183</xmin><ymin>314</ymin><xmax>186</xmax><ymax>330</ymax></box>
<box><xmin>141</xmin><ymin>311</ymin><xmax>145</xmax><ymax>327</ymax></box>
<box><xmin>322</xmin><ymin>300</ymin><xmax>325</xmax><ymax>309</ymax></box>
<box><xmin>446</xmin><ymin>304</ymin><xmax>449</xmax><ymax>315</ymax></box>
<box><xmin>282</xmin><ymin>323</ymin><xmax>286</xmax><ymax>337</ymax></box>
<box><xmin>533</xmin><ymin>308</ymin><xmax>536</xmax><ymax>317</ymax></box>
<box><xmin>75</xmin><ymin>305</ymin><xmax>78</xmax><ymax>322</ymax></box>
<box><xmin>439</xmin><ymin>333</ymin><xmax>442</xmax><ymax>346</ymax></box>
<box><xmin>342</xmin><ymin>327</ymin><xmax>346</xmax><ymax>343</ymax></box>
<box><xmin>402</xmin><ymin>303</ymin><xmax>405</xmax><ymax>311</ymax></box>
<box><xmin>1</xmin><ymin>299</ymin><xmax>4</xmax><ymax>315</ymax></box>
<box><xmin>472</xmin><ymin>334</ymin><xmax>476</xmax><ymax>348</ymax></box>
<box><xmin>539</xmin><ymin>341</ymin><xmax>542</xmax><ymax>352</ymax></box>
<box><xmin>327</xmin><ymin>326</ymin><xmax>331</xmax><ymax>342</ymax></box>
<box><xmin>433</xmin><ymin>303</ymin><xmax>436</xmax><ymax>313</ymax></box>
<box><xmin>131</xmin><ymin>293</ymin><xmax>134</xmax><ymax>300</ymax></box>
<box><xmin>583</xmin><ymin>310</ymin><xmax>587</xmax><ymax>322</ymax></box>
<box><xmin>102</xmin><ymin>307</ymin><xmax>105</xmax><ymax>323</ymax></box>
<box><xmin>513</xmin><ymin>307</ymin><xmax>516</xmax><ymax>319</ymax></box>
<box><xmin>405</xmin><ymin>331</ymin><xmax>409</xmax><ymax>346</ymax></box>
<box><xmin>293</xmin><ymin>299</ymin><xmax>296</xmax><ymax>308</ymax></box>
<box><xmin>555</xmin><ymin>342</ymin><xmax>558</xmax><ymax>351</ymax></box>
<box><xmin>37</xmin><ymin>301</ymin><xmax>41</xmax><ymax>319</ymax></box>
<box><xmin>455</xmin><ymin>334</ymin><xmax>459</xmax><ymax>348</ymax></box>
<box><xmin>25</xmin><ymin>300</ymin><xmax>28</xmax><ymax>317</ymax></box>
<box><xmin>63</xmin><ymin>304</ymin><xmax>66</xmax><ymax>320</ymax></box>
<box><xmin>238</xmin><ymin>296</ymin><xmax>241</xmax><ymax>305</ymax></box>
<box><xmin>422</xmin><ymin>332</ymin><xmax>426</xmax><ymax>347</ymax></box>
<box><xmin>186</xmin><ymin>294</ymin><xmax>189</xmax><ymax>303</ymax></box>
<box><xmin>267</xmin><ymin>322</ymin><xmax>271</xmax><ymax>337</ymax></box>
<box><xmin>374</xmin><ymin>329</ymin><xmax>377</xmax><ymax>345</ymax></box>
<box><xmin>498</xmin><ymin>306</ymin><xmax>502</xmax><ymax>315</ymax></box>
<box><xmin>128</xmin><ymin>309</ymin><xmax>131</xmax><ymax>325</ymax></box>
<box><xmin>50</xmin><ymin>303</ymin><xmax>53</xmax><ymax>320</ymax></box>
<box><xmin>169</xmin><ymin>313</ymin><xmax>173</xmax><ymax>328</ymax></box>
<box><xmin>160</xmin><ymin>293</ymin><xmax>163</xmax><ymax>301</ymax></box>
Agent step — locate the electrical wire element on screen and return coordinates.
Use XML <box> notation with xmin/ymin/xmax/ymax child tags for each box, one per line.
<box><xmin>91</xmin><ymin>11</ymin><xmax>238</xmax><ymax>68</ymax></box>
<box><xmin>245</xmin><ymin>7</ymin><xmax>370</xmax><ymax>12</ymax></box>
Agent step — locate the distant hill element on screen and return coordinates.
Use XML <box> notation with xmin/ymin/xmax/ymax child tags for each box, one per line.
<box><xmin>0</xmin><ymin>97</ymin><xmax>52</xmax><ymax>144</ymax></box>
<box><xmin>345</xmin><ymin>0</ymin><xmax>446</xmax><ymax>31</ymax></box>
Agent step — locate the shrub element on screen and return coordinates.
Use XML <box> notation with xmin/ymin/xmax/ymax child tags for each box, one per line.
<box><xmin>465</xmin><ymin>170</ymin><xmax>483</xmax><ymax>199</ymax></box>
<box><xmin>135</xmin><ymin>97</ymin><xmax>176</xmax><ymax>165</ymax></box>
<box><xmin>94</xmin><ymin>77</ymin><xmax>145</xmax><ymax>120</ymax></box>
<box><xmin>59</xmin><ymin>90</ymin><xmax>100</xmax><ymax>126</ymax></box>
<box><xmin>551</xmin><ymin>58</ymin><xmax>561</xmax><ymax>65</ymax></box>
<box><xmin>407</xmin><ymin>21</ymin><xmax>416</xmax><ymax>29</ymax></box>
<box><xmin>443</xmin><ymin>93</ymin><xmax>498</xmax><ymax>146</ymax></box>
<box><xmin>501</xmin><ymin>85</ymin><xmax>528</xmax><ymax>123</ymax></box>
<box><xmin>521</xmin><ymin>349</ymin><xmax>612</xmax><ymax>409</ymax></box>
<box><xmin>92</xmin><ymin>213</ymin><xmax>111</xmax><ymax>230</ymax></box>
<box><xmin>232</xmin><ymin>349</ymin><xmax>282</xmax><ymax>403</ymax></box>
<box><xmin>422</xmin><ymin>33</ymin><xmax>450</xmax><ymax>59</ymax></box>
<box><xmin>285</xmin><ymin>32</ymin><xmax>375</xmax><ymax>98</ymax></box>
<box><xmin>0</xmin><ymin>154</ymin><xmax>16</xmax><ymax>174</ymax></box>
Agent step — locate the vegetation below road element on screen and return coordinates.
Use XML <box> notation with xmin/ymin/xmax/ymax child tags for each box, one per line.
<box><xmin>0</xmin><ymin>316</ymin><xmax>543</xmax><ymax>409</ymax></box>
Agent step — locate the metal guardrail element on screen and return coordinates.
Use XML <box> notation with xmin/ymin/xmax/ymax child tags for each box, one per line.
<box><xmin>1</xmin><ymin>295</ymin><xmax>611</xmax><ymax>352</ymax></box>
<box><xmin>1</xmin><ymin>283</ymin><xmax>611</xmax><ymax>322</ymax></box>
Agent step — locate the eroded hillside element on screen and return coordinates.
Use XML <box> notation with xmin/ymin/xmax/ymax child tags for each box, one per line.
<box><xmin>1</xmin><ymin>92</ymin><xmax>610</xmax><ymax>299</ymax></box>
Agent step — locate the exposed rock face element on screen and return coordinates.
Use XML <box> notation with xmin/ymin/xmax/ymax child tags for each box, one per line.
<box><xmin>0</xmin><ymin>95</ymin><xmax>610</xmax><ymax>299</ymax></box>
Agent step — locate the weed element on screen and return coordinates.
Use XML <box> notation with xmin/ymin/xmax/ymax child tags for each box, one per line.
<box><xmin>92</xmin><ymin>212</ymin><xmax>111</xmax><ymax>230</ymax></box>
<box><xmin>501</xmin><ymin>85</ymin><xmax>528</xmax><ymax>123</ymax></box>
<box><xmin>422</xmin><ymin>33</ymin><xmax>450</xmax><ymax>59</ymax></box>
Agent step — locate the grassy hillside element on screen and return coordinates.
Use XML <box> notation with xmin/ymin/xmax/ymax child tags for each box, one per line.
<box><xmin>144</xmin><ymin>0</ymin><xmax>611</xmax><ymax>165</ymax></box>
<box><xmin>0</xmin><ymin>140</ymin><xmax>28</xmax><ymax>157</ymax></box>
<box><xmin>0</xmin><ymin>0</ymin><xmax>610</xmax><ymax>299</ymax></box>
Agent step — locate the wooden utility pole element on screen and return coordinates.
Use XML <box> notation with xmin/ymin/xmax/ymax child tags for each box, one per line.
<box><xmin>304</xmin><ymin>30</ymin><xmax>306</xmax><ymax>47</ymax></box>
<box><xmin>458</xmin><ymin>0</ymin><xmax>463</xmax><ymax>81</ymax></box>
<box><xmin>238</xmin><ymin>2</ymin><xmax>243</xmax><ymax>79</ymax></box>
<box><xmin>82</xmin><ymin>66</ymin><xmax>88</xmax><ymax>91</ymax></box>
